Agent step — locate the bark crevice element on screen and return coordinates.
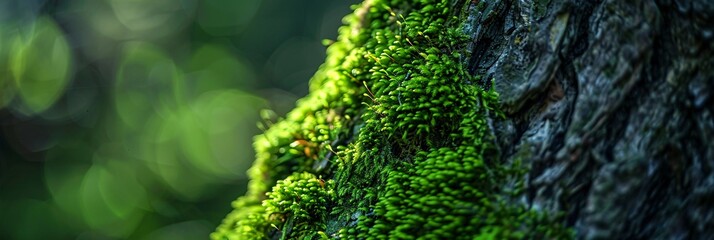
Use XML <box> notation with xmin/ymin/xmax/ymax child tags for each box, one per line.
<box><xmin>465</xmin><ymin>0</ymin><xmax>713</xmax><ymax>238</ymax></box>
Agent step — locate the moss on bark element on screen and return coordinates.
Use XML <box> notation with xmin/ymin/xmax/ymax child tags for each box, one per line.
<box><xmin>212</xmin><ymin>0</ymin><xmax>572</xmax><ymax>239</ymax></box>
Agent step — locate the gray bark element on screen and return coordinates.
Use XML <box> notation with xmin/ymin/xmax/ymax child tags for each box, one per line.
<box><xmin>465</xmin><ymin>0</ymin><xmax>714</xmax><ymax>238</ymax></box>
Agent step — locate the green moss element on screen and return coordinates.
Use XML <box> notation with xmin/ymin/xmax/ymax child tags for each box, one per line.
<box><xmin>263</xmin><ymin>172</ymin><xmax>336</xmax><ymax>239</ymax></box>
<box><xmin>212</xmin><ymin>0</ymin><xmax>573</xmax><ymax>239</ymax></box>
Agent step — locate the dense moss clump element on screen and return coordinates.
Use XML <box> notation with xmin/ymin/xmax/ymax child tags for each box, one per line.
<box><xmin>212</xmin><ymin>0</ymin><xmax>573</xmax><ymax>239</ymax></box>
<box><xmin>263</xmin><ymin>172</ymin><xmax>335</xmax><ymax>239</ymax></box>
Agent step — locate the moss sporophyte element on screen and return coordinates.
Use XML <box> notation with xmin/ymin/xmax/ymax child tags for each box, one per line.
<box><xmin>212</xmin><ymin>0</ymin><xmax>573</xmax><ymax>239</ymax></box>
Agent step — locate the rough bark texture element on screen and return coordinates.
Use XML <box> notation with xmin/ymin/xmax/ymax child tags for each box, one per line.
<box><xmin>213</xmin><ymin>0</ymin><xmax>714</xmax><ymax>239</ymax></box>
<box><xmin>471</xmin><ymin>0</ymin><xmax>714</xmax><ymax>238</ymax></box>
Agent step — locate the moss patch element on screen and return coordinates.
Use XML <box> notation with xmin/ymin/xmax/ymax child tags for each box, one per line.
<box><xmin>212</xmin><ymin>0</ymin><xmax>573</xmax><ymax>239</ymax></box>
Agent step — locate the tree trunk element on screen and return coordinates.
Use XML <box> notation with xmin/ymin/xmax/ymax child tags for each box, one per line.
<box><xmin>213</xmin><ymin>0</ymin><xmax>714</xmax><ymax>239</ymax></box>
<box><xmin>475</xmin><ymin>0</ymin><xmax>714</xmax><ymax>238</ymax></box>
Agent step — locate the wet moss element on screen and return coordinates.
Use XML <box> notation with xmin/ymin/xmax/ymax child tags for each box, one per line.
<box><xmin>212</xmin><ymin>0</ymin><xmax>572</xmax><ymax>239</ymax></box>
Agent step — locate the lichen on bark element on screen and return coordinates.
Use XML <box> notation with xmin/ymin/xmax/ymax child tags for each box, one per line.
<box><xmin>212</xmin><ymin>0</ymin><xmax>572</xmax><ymax>239</ymax></box>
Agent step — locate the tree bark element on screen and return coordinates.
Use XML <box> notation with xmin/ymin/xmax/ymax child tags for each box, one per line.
<box><xmin>470</xmin><ymin>0</ymin><xmax>714</xmax><ymax>238</ymax></box>
<box><xmin>214</xmin><ymin>0</ymin><xmax>714</xmax><ymax>239</ymax></box>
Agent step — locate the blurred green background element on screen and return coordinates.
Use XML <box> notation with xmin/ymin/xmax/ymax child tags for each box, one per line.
<box><xmin>0</xmin><ymin>0</ymin><xmax>358</xmax><ymax>239</ymax></box>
